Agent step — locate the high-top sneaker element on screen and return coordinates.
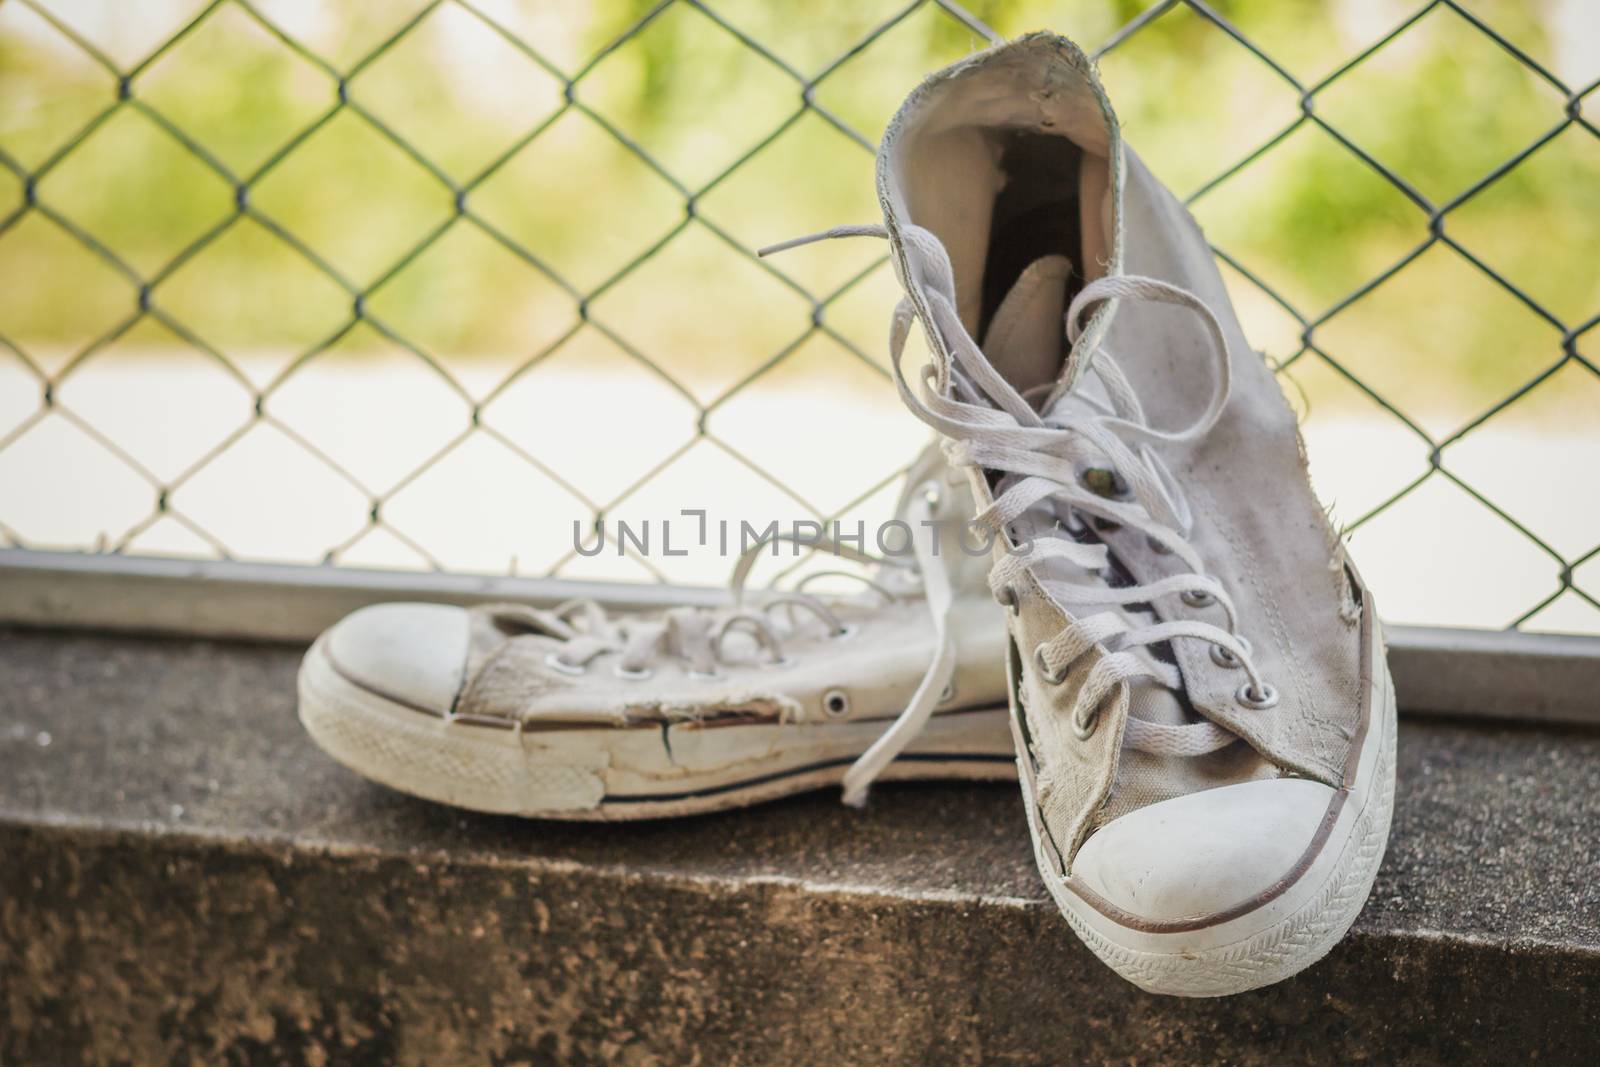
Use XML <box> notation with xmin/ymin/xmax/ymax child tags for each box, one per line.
<box><xmin>297</xmin><ymin>443</ymin><xmax>1013</xmax><ymax>818</ymax></box>
<box><xmin>769</xmin><ymin>32</ymin><xmax>1395</xmax><ymax>996</ymax></box>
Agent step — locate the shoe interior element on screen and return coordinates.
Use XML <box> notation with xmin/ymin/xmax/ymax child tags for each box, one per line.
<box><xmin>978</xmin><ymin>132</ymin><xmax>1086</xmax><ymax>341</ymax></box>
<box><xmin>890</xmin><ymin>72</ymin><xmax>1113</xmax><ymax>397</ymax></box>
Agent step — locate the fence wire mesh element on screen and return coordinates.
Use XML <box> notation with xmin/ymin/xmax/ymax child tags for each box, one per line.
<box><xmin>0</xmin><ymin>0</ymin><xmax>1596</xmax><ymax>631</ymax></box>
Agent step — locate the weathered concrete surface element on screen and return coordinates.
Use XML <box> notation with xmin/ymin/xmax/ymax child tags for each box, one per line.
<box><xmin>2</xmin><ymin>628</ymin><xmax>1597</xmax><ymax>1065</ymax></box>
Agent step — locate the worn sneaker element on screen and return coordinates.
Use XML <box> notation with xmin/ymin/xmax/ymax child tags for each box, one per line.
<box><xmin>770</xmin><ymin>33</ymin><xmax>1396</xmax><ymax>996</ymax></box>
<box><xmin>297</xmin><ymin>443</ymin><xmax>1013</xmax><ymax>818</ymax></box>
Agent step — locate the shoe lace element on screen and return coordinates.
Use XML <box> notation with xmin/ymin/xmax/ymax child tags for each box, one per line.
<box><xmin>493</xmin><ymin>500</ymin><xmax>959</xmax><ymax>806</ymax></box>
<box><xmin>761</xmin><ymin>224</ymin><xmax>1272</xmax><ymax>759</ymax></box>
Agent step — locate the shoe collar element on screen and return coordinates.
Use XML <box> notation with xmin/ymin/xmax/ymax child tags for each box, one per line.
<box><xmin>875</xmin><ymin>31</ymin><xmax>1127</xmax><ymax>404</ymax></box>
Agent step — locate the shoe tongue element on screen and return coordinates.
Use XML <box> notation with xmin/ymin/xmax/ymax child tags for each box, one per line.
<box><xmin>1002</xmin><ymin>468</ymin><xmax>1193</xmax><ymax>736</ymax></box>
<box><xmin>980</xmin><ymin>255</ymin><xmax>1072</xmax><ymax>396</ymax></box>
<box><xmin>986</xmin><ymin>259</ymin><xmax>1191</xmax><ymax>731</ymax></box>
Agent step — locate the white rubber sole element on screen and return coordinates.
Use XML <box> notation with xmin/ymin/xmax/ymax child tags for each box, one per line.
<box><xmin>298</xmin><ymin>637</ymin><xmax>1016</xmax><ymax>820</ymax></box>
<box><xmin>1015</xmin><ymin>616</ymin><xmax>1398</xmax><ymax>998</ymax></box>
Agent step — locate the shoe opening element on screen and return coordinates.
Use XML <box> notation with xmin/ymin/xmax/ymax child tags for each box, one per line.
<box><xmin>883</xmin><ymin>37</ymin><xmax>1115</xmax><ymax>397</ymax></box>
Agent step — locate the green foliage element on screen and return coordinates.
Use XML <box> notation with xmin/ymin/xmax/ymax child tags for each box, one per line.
<box><xmin>0</xmin><ymin>0</ymin><xmax>1592</xmax><ymax>422</ymax></box>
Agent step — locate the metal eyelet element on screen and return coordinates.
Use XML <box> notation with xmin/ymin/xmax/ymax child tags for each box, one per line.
<box><xmin>1235</xmin><ymin>681</ymin><xmax>1280</xmax><ymax>710</ymax></box>
<box><xmin>1071</xmin><ymin>702</ymin><xmax>1100</xmax><ymax>741</ymax></box>
<box><xmin>994</xmin><ymin>584</ymin><xmax>1020</xmax><ymax>614</ymax></box>
<box><xmin>831</xmin><ymin>623</ymin><xmax>858</xmax><ymax>642</ymax></box>
<box><xmin>614</xmin><ymin>664</ymin><xmax>654</xmax><ymax>681</ymax></box>
<box><xmin>823</xmin><ymin>689</ymin><xmax>850</xmax><ymax>718</ymax></box>
<box><xmin>1032</xmin><ymin>644</ymin><xmax>1070</xmax><ymax>686</ymax></box>
<box><xmin>545</xmin><ymin>652</ymin><xmax>587</xmax><ymax>676</ymax></box>
<box><xmin>1078</xmin><ymin>466</ymin><xmax>1131</xmax><ymax>500</ymax></box>
<box><xmin>1181</xmin><ymin>589</ymin><xmax>1216</xmax><ymax>608</ymax></box>
<box><xmin>1210</xmin><ymin>636</ymin><xmax>1252</xmax><ymax>669</ymax></box>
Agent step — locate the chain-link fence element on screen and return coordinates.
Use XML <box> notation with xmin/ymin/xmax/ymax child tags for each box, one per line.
<box><xmin>1</xmin><ymin>0</ymin><xmax>1596</xmax><ymax>632</ymax></box>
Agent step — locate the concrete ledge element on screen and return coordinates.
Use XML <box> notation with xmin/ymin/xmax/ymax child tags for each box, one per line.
<box><xmin>3</xmin><ymin>630</ymin><xmax>1598</xmax><ymax>1064</ymax></box>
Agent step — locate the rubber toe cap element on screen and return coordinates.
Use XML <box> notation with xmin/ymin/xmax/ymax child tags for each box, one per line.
<box><xmin>325</xmin><ymin>602</ymin><xmax>471</xmax><ymax>715</ymax></box>
<box><xmin>1071</xmin><ymin>777</ymin><xmax>1335</xmax><ymax>923</ymax></box>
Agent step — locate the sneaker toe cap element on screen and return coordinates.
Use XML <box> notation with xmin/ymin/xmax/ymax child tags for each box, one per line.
<box><xmin>325</xmin><ymin>602</ymin><xmax>471</xmax><ymax>715</ymax></box>
<box><xmin>1071</xmin><ymin>777</ymin><xmax>1335</xmax><ymax>923</ymax></box>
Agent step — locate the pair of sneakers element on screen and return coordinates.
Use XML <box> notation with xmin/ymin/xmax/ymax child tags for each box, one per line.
<box><xmin>298</xmin><ymin>33</ymin><xmax>1396</xmax><ymax>998</ymax></box>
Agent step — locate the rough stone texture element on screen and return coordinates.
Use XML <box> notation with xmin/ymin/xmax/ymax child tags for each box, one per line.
<box><xmin>2</xmin><ymin>628</ymin><xmax>1598</xmax><ymax>1065</ymax></box>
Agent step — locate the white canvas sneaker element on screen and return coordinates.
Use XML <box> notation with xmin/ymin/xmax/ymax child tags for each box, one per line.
<box><xmin>297</xmin><ymin>444</ymin><xmax>1014</xmax><ymax>819</ymax></box>
<box><xmin>767</xmin><ymin>33</ymin><xmax>1396</xmax><ymax>996</ymax></box>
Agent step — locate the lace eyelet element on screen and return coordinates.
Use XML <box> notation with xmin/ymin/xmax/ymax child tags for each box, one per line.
<box><xmin>1210</xmin><ymin>636</ymin><xmax>1252</xmax><ymax>669</ymax></box>
<box><xmin>823</xmin><ymin>689</ymin><xmax>850</xmax><ymax>717</ymax></box>
<box><xmin>939</xmin><ymin>682</ymin><xmax>956</xmax><ymax>704</ymax></box>
<box><xmin>994</xmin><ymin>584</ymin><xmax>1020</xmax><ymax>614</ymax></box>
<box><xmin>545</xmin><ymin>652</ymin><xmax>587</xmax><ymax>677</ymax></box>
<box><xmin>687</xmin><ymin>668</ymin><xmax>721</xmax><ymax>681</ymax></box>
<box><xmin>614</xmin><ymin>664</ymin><xmax>654</xmax><ymax>681</ymax></box>
<box><xmin>765</xmin><ymin>655</ymin><xmax>796</xmax><ymax>670</ymax></box>
<box><xmin>831</xmin><ymin>623</ymin><xmax>858</xmax><ymax>642</ymax></box>
<box><xmin>1146</xmin><ymin>534</ymin><xmax>1174</xmax><ymax>556</ymax></box>
<box><xmin>1032</xmin><ymin>644</ymin><xmax>1070</xmax><ymax>686</ymax></box>
<box><xmin>1078</xmin><ymin>466</ymin><xmax>1131</xmax><ymax>501</ymax></box>
<box><xmin>1181</xmin><ymin>589</ymin><xmax>1216</xmax><ymax>609</ymax></box>
<box><xmin>1071</xmin><ymin>705</ymin><xmax>1099</xmax><ymax>740</ymax></box>
<box><xmin>1235</xmin><ymin>681</ymin><xmax>1279</xmax><ymax>710</ymax></box>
